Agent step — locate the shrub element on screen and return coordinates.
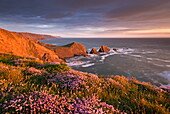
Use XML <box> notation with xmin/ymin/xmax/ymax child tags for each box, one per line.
<box><xmin>0</xmin><ymin>53</ymin><xmax>22</xmax><ymax>65</ymax></box>
<box><xmin>40</xmin><ymin>64</ymin><xmax>69</xmax><ymax>73</ymax></box>
<box><xmin>0</xmin><ymin>68</ymin><xmax>24</xmax><ymax>83</ymax></box>
<box><xmin>28</xmin><ymin>75</ymin><xmax>47</xmax><ymax>85</ymax></box>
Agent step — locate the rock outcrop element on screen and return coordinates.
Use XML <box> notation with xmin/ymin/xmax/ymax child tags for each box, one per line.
<box><xmin>17</xmin><ymin>32</ymin><xmax>61</xmax><ymax>40</ymax></box>
<box><xmin>90</xmin><ymin>48</ymin><xmax>98</xmax><ymax>54</ymax></box>
<box><xmin>38</xmin><ymin>42</ymin><xmax>87</xmax><ymax>59</ymax></box>
<box><xmin>0</xmin><ymin>28</ymin><xmax>62</xmax><ymax>62</ymax></box>
<box><xmin>42</xmin><ymin>53</ymin><xmax>51</xmax><ymax>62</ymax></box>
<box><xmin>98</xmin><ymin>46</ymin><xmax>110</xmax><ymax>53</ymax></box>
<box><xmin>113</xmin><ymin>48</ymin><xmax>119</xmax><ymax>52</ymax></box>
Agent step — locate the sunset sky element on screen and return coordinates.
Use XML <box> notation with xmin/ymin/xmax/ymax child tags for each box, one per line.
<box><xmin>0</xmin><ymin>0</ymin><xmax>170</xmax><ymax>38</ymax></box>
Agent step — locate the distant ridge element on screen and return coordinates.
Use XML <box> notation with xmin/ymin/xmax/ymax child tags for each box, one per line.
<box><xmin>17</xmin><ymin>32</ymin><xmax>61</xmax><ymax>40</ymax></box>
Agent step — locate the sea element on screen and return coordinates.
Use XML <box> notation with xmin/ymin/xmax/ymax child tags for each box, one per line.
<box><xmin>40</xmin><ymin>38</ymin><xmax>170</xmax><ymax>86</ymax></box>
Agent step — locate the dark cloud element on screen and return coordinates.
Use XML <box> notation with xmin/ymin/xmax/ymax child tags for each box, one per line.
<box><xmin>0</xmin><ymin>0</ymin><xmax>170</xmax><ymax>37</ymax></box>
<box><xmin>1</xmin><ymin>0</ymin><xmax>169</xmax><ymax>22</ymax></box>
<box><xmin>106</xmin><ymin>0</ymin><xmax>170</xmax><ymax>20</ymax></box>
<box><xmin>0</xmin><ymin>0</ymin><xmax>115</xmax><ymax>19</ymax></box>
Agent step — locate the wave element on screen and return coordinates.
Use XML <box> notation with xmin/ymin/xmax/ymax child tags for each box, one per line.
<box><xmin>88</xmin><ymin>54</ymin><xmax>99</xmax><ymax>57</ymax></box>
<box><xmin>68</xmin><ymin>61</ymin><xmax>89</xmax><ymax>66</ymax></box>
<box><xmin>158</xmin><ymin>71</ymin><xmax>170</xmax><ymax>81</ymax></box>
<box><xmin>166</xmin><ymin>65</ymin><xmax>170</xmax><ymax>67</ymax></box>
<box><xmin>140</xmin><ymin>51</ymin><xmax>156</xmax><ymax>54</ymax></box>
<box><xmin>100</xmin><ymin>53</ymin><xmax>115</xmax><ymax>62</ymax></box>
<box><xmin>99</xmin><ymin>48</ymin><xmax>136</xmax><ymax>62</ymax></box>
<box><xmin>146</xmin><ymin>58</ymin><xmax>170</xmax><ymax>63</ymax></box>
<box><xmin>152</xmin><ymin>63</ymin><xmax>165</xmax><ymax>67</ymax></box>
<box><xmin>129</xmin><ymin>54</ymin><xmax>142</xmax><ymax>58</ymax></box>
<box><xmin>51</xmin><ymin>43</ymin><xmax>59</xmax><ymax>45</ymax></box>
<box><xmin>82</xmin><ymin>63</ymin><xmax>95</xmax><ymax>67</ymax></box>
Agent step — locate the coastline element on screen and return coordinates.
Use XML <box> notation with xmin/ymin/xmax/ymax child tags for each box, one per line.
<box><xmin>0</xmin><ymin>28</ymin><xmax>169</xmax><ymax>113</ymax></box>
<box><xmin>40</xmin><ymin>38</ymin><xmax>170</xmax><ymax>86</ymax></box>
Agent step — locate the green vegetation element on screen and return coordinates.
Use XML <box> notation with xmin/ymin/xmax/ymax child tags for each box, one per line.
<box><xmin>0</xmin><ymin>53</ymin><xmax>169</xmax><ymax>113</ymax></box>
<box><xmin>62</xmin><ymin>42</ymin><xmax>75</xmax><ymax>47</ymax></box>
<box><xmin>40</xmin><ymin>64</ymin><xmax>70</xmax><ymax>73</ymax></box>
<box><xmin>0</xmin><ymin>53</ymin><xmax>23</xmax><ymax>65</ymax></box>
<box><xmin>0</xmin><ymin>53</ymin><xmax>42</xmax><ymax>67</ymax></box>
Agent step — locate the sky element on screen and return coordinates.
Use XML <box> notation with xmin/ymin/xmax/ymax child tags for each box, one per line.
<box><xmin>0</xmin><ymin>0</ymin><xmax>170</xmax><ymax>38</ymax></box>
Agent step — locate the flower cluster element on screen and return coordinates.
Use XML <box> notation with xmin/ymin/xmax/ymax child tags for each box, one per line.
<box><xmin>47</xmin><ymin>70</ymin><xmax>97</xmax><ymax>90</ymax></box>
<box><xmin>24</xmin><ymin>67</ymin><xmax>44</xmax><ymax>76</ymax></box>
<box><xmin>48</xmin><ymin>74</ymin><xmax>87</xmax><ymax>90</ymax></box>
<box><xmin>2</xmin><ymin>91</ymin><xmax>120</xmax><ymax>113</ymax></box>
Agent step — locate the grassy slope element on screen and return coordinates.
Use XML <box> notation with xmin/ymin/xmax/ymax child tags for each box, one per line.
<box><xmin>0</xmin><ymin>53</ymin><xmax>169</xmax><ymax>113</ymax></box>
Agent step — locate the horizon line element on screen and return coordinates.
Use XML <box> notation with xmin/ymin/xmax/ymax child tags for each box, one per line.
<box><xmin>61</xmin><ymin>37</ymin><xmax>170</xmax><ymax>38</ymax></box>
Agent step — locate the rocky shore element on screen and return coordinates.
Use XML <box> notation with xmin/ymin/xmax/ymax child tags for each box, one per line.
<box><xmin>89</xmin><ymin>45</ymin><xmax>119</xmax><ymax>54</ymax></box>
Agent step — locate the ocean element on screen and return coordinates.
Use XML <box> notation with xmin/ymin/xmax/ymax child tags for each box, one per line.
<box><xmin>40</xmin><ymin>38</ymin><xmax>170</xmax><ymax>86</ymax></box>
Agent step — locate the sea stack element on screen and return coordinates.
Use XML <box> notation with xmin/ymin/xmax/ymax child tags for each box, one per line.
<box><xmin>113</xmin><ymin>48</ymin><xmax>119</xmax><ymax>52</ymax></box>
<box><xmin>98</xmin><ymin>46</ymin><xmax>110</xmax><ymax>53</ymax></box>
<box><xmin>90</xmin><ymin>48</ymin><xmax>98</xmax><ymax>54</ymax></box>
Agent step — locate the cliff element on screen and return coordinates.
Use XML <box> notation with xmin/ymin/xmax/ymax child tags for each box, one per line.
<box><xmin>17</xmin><ymin>32</ymin><xmax>61</xmax><ymax>40</ymax></box>
<box><xmin>38</xmin><ymin>41</ymin><xmax>87</xmax><ymax>59</ymax></box>
<box><xmin>0</xmin><ymin>28</ymin><xmax>62</xmax><ymax>62</ymax></box>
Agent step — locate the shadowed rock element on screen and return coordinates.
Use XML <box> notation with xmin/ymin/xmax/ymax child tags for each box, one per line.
<box><xmin>98</xmin><ymin>46</ymin><xmax>110</xmax><ymax>53</ymax></box>
<box><xmin>90</xmin><ymin>48</ymin><xmax>98</xmax><ymax>54</ymax></box>
<box><xmin>42</xmin><ymin>53</ymin><xmax>51</xmax><ymax>62</ymax></box>
<box><xmin>113</xmin><ymin>48</ymin><xmax>119</xmax><ymax>52</ymax></box>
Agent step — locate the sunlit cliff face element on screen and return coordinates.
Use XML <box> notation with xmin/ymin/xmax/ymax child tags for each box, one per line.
<box><xmin>0</xmin><ymin>0</ymin><xmax>170</xmax><ymax>38</ymax></box>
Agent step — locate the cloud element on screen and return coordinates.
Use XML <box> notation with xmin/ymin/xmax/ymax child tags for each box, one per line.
<box><xmin>106</xmin><ymin>0</ymin><xmax>170</xmax><ymax>20</ymax></box>
<box><xmin>0</xmin><ymin>0</ymin><xmax>115</xmax><ymax>19</ymax></box>
<box><xmin>0</xmin><ymin>0</ymin><xmax>170</xmax><ymax>37</ymax></box>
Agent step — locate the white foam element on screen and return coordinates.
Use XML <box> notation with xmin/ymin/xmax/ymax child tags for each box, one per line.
<box><xmin>146</xmin><ymin>58</ymin><xmax>153</xmax><ymax>60</ymax></box>
<box><xmin>51</xmin><ymin>43</ymin><xmax>59</xmax><ymax>45</ymax></box>
<box><xmin>146</xmin><ymin>58</ymin><xmax>170</xmax><ymax>63</ymax></box>
<box><xmin>88</xmin><ymin>54</ymin><xmax>99</xmax><ymax>57</ymax></box>
<box><xmin>66</xmin><ymin>56</ymin><xmax>86</xmax><ymax>62</ymax></box>
<box><xmin>130</xmin><ymin>54</ymin><xmax>142</xmax><ymax>58</ymax></box>
<box><xmin>141</xmin><ymin>51</ymin><xmax>155</xmax><ymax>54</ymax></box>
<box><xmin>68</xmin><ymin>61</ymin><xmax>87</xmax><ymax>66</ymax></box>
<box><xmin>160</xmin><ymin>84</ymin><xmax>170</xmax><ymax>86</ymax></box>
<box><xmin>158</xmin><ymin>71</ymin><xmax>170</xmax><ymax>81</ymax></box>
<box><xmin>100</xmin><ymin>53</ymin><xmax>115</xmax><ymax>62</ymax></box>
<box><xmin>68</xmin><ymin>47</ymin><xmax>136</xmax><ymax>66</ymax></box>
<box><xmin>166</xmin><ymin>65</ymin><xmax>170</xmax><ymax>67</ymax></box>
<box><xmin>158</xmin><ymin>59</ymin><xmax>170</xmax><ymax>63</ymax></box>
<box><xmin>97</xmin><ymin>47</ymin><xmax>136</xmax><ymax>62</ymax></box>
<box><xmin>82</xmin><ymin>63</ymin><xmax>95</xmax><ymax>67</ymax></box>
<box><xmin>152</xmin><ymin>63</ymin><xmax>164</xmax><ymax>67</ymax></box>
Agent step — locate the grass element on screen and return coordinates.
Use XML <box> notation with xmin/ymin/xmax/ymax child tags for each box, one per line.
<box><xmin>39</xmin><ymin>63</ymin><xmax>70</xmax><ymax>73</ymax></box>
<box><xmin>0</xmin><ymin>53</ymin><xmax>169</xmax><ymax>113</ymax></box>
